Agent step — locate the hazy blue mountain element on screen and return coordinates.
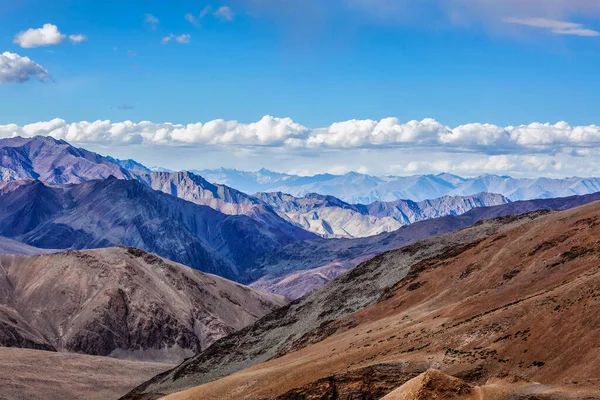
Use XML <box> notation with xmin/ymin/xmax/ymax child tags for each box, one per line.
<box><xmin>193</xmin><ymin>168</ymin><xmax>336</xmax><ymax>195</ymax></box>
<box><xmin>255</xmin><ymin>191</ymin><xmax>509</xmax><ymax>238</ymax></box>
<box><xmin>197</xmin><ymin>168</ymin><xmax>600</xmax><ymax>203</ymax></box>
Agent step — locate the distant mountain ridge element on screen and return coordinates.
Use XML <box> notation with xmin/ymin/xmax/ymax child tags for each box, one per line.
<box><xmin>197</xmin><ymin>168</ymin><xmax>600</xmax><ymax>203</ymax></box>
<box><xmin>256</xmin><ymin>191</ymin><xmax>509</xmax><ymax>238</ymax></box>
<box><xmin>250</xmin><ymin>191</ymin><xmax>600</xmax><ymax>298</ymax></box>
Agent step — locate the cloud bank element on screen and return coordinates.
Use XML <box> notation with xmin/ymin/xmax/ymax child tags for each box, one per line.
<box><xmin>0</xmin><ymin>52</ymin><xmax>51</xmax><ymax>84</ymax></box>
<box><xmin>1</xmin><ymin>116</ymin><xmax>599</xmax><ymax>156</ymax></box>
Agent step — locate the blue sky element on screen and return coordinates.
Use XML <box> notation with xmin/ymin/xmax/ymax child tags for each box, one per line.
<box><xmin>1</xmin><ymin>0</ymin><xmax>600</xmax><ymax>176</ymax></box>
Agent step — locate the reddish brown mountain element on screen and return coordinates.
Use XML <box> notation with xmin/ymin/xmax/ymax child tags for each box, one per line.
<box><xmin>127</xmin><ymin>200</ymin><xmax>600</xmax><ymax>399</ymax></box>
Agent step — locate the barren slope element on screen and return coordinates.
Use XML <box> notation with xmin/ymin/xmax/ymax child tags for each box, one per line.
<box><xmin>142</xmin><ymin>200</ymin><xmax>600</xmax><ymax>399</ymax></box>
<box><xmin>0</xmin><ymin>347</ymin><xmax>171</xmax><ymax>400</ymax></box>
<box><xmin>123</xmin><ymin>209</ymin><xmax>549</xmax><ymax>398</ymax></box>
<box><xmin>0</xmin><ymin>247</ymin><xmax>286</xmax><ymax>363</ymax></box>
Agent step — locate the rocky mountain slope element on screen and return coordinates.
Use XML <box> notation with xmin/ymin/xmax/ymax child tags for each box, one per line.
<box><xmin>0</xmin><ymin>136</ymin><xmax>133</xmax><ymax>183</ymax></box>
<box><xmin>199</xmin><ymin>168</ymin><xmax>600</xmax><ymax>203</ymax></box>
<box><xmin>256</xmin><ymin>191</ymin><xmax>509</xmax><ymax>238</ymax></box>
<box><xmin>122</xmin><ymin>208</ymin><xmax>547</xmax><ymax>398</ymax></box>
<box><xmin>0</xmin><ymin>177</ymin><xmax>310</xmax><ymax>281</ymax></box>
<box><xmin>125</xmin><ymin>199</ymin><xmax>600</xmax><ymax>399</ymax></box>
<box><xmin>0</xmin><ymin>247</ymin><xmax>286</xmax><ymax>363</ymax></box>
<box><xmin>251</xmin><ymin>192</ymin><xmax>600</xmax><ymax>298</ymax></box>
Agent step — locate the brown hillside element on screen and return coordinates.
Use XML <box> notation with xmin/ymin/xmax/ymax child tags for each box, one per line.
<box><xmin>162</xmin><ymin>200</ymin><xmax>600</xmax><ymax>399</ymax></box>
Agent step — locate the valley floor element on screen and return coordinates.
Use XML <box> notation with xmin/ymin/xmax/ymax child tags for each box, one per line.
<box><xmin>0</xmin><ymin>347</ymin><xmax>173</xmax><ymax>400</ymax></box>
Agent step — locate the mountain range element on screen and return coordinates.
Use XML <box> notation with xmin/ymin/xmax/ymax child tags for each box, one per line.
<box><xmin>124</xmin><ymin>200</ymin><xmax>600</xmax><ymax>399</ymax></box>
<box><xmin>250</xmin><ymin>192</ymin><xmax>600</xmax><ymax>298</ymax></box>
<box><xmin>0</xmin><ymin>177</ymin><xmax>314</xmax><ymax>281</ymax></box>
<box><xmin>197</xmin><ymin>167</ymin><xmax>600</xmax><ymax>203</ymax></box>
<box><xmin>2</xmin><ymin>135</ymin><xmax>600</xmax><ymax>399</ymax></box>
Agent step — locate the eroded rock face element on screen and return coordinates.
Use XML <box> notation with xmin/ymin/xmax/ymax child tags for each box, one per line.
<box><xmin>382</xmin><ymin>369</ymin><xmax>474</xmax><ymax>400</ymax></box>
<box><xmin>274</xmin><ymin>362</ymin><xmax>427</xmax><ymax>400</ymax></box>
<box><xmin>0</xmin><ymin>247</ymin><xmax>287</xmax><ymax>363</ymax></box>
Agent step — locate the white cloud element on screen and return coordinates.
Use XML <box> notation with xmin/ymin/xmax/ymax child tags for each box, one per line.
<box><xmin>398</xmin><ymin>155</ymin><xmax>563</xmax><ymax>175</ymax></box>
<box><xmin>502</xmin><ymin>17</ymin><xmax>599</xmax><ymax>37</ymax></box>
<box><xmin>187</xmin><ymin>5</ymin><xmax>234</xmax><ymax>24</ymax></box>
<box><xmin>162</xmin><ymin>34</ymin><xmax>191</xmax><ymax>44</ymax></box>
<box><xmin>200</xmin><ymin>6</ymin><xmax>212</xmax><ymax>19</ymax></box>
<box><xmin>69</xmin><ymin>34</ymin><xmax>88</xmax><ymax>43</ymax></box>
<box><xmin>145</xmin><ymin>13</ymin><xmax>159</xmax><ymax>29</ymax></box>
<box><xmin>0</xmin><ymin>52</ymin><xmax>51</xmax><ymax>84</ymax></box>
<box><xmin>175</xmin><ymin>34</ymin><xmax>191</xmax><ymax>44</ymax></box>
<box><xmin>13</xmin><ymin>24</ymin><xmax>66</xmax><ymax>48</ymax></box>
<box><xmin>185</xmin><ymin>13</ymin><xmax>200</xmax><ymax>26</ymax></box>
<box><xmin>2</xmin><ymin>116</ymin><xmax>600</xmax><ymax>158</ymax></box>
<box><xmin>214</xmin><ymin>6</ymin><xmax>234</xmax><ymax>21</ymax></box>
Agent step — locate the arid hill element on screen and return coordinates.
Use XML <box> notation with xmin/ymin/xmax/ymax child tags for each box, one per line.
<box><xmin>126</xmin><ymin>200</ymin><xmax>600</xmax><ymax>399</ymax></box>
<box><xmin>0</xmin><ymin>247</ymin><xmax>286</xmax><ymax>363</ymax></box>
<box><xmin>0</xmin><ymin>347</ymin><xmax>171</xmax><ymax>400</ymax></box>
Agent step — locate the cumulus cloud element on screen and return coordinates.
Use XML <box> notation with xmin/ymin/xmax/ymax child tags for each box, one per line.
<box><xmin>185</xmin><ymin>13</ymin><xmax>200</xmax><ymax>26</ymax></box>
<box><xmin>13</xmin><ymin>24</ymin><xmax>65</xmax><ymax>48</ymax></box>
<box><xmin>69</xmin><ymin>34</ymin><xmax>88</xmax><ymax>43</ymax></box>
<box><xmin>214</xmin><ymin>6</ymin><xmax>234</xmax><ymax>21</ymax></box>
<box><xmin>162</xmin><ymin>34</ymin><xmax>191</xmax><ymax>44</ymax></box>
<box><xmin>502</xmin><ymin>17</ymin><xmax>599</xmax><ymax>36</ymax></box>
<box><xmin>1</xmin><ymin>116</ymin><xmax>600</xmax><ymax>156</ymax></box>
<box><xmin>145</xmin><ymin>13</ymin><xmax>159</xmax><ymax>29</ymax></box>
<box><xmin>0</xmin><ymin>52</ymin><xmax>51</xmax><ymax>84</ymax></box>
<box><xmin>186</xmin><ymin>5</ymin><xmax>234</xmax><ymax>24</ymax></box>
<box><xmin>175</xmin><ymin>34</ymin><xmax>191</xmax><ymax>43</ymax></box>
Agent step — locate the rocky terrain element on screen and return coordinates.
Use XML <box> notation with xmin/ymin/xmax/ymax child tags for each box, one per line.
<box><xmin>251</xmin><ymin>192</ymin><xmax>600</xmax><ymax>298</ymax></box>
<box><xmin>0</xmin><ymin>247</ymin><xmax>286</xmax><ymax>363</ymax></box>
<box><xmin>0</xmin><ymin>136</ymin><xmax>133</xmax><ymax>183</ymax></box>
<box><xmin>125</xmin><ymin>199</ymin><xmax>600</xmax><ymax>399</ymax></box>
<box><xmin>122</xmin><ymin>207</ymin><xmax>547</xmax><ymax>398</ymax></box>
<box><xmin>256</xmin><ymin>191</ymin><xmax>508</xmax><ymax>238</ymax></box>
<box><xmin>199</xmin><ymin>168</ymin><xmax>600</xmax><ymax>203</ymax></box>
<box><xmin>0</xmin><ymin>347</ymin><xmax>171</xmax><ymax>400</ymax></box>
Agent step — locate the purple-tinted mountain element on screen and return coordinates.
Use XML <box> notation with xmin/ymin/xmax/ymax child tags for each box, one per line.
<box><xmin>255</xmin><ymin>191</ymin><xmax>509</xmax><ymax>238</ymax></box>
<box><xmin>0</xmin><ymin>136</ymin><xmax>133</xmax><ymax>184</ymax></box>
<box><xmin>0</xmin><ymin>178</ymin><xmax>311</xmax><ymax>281</ymax></box>
<box><xmin>137</xmin><ymin>171</ymin><xmax>315</xmax><ymax>242</ymax></box>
